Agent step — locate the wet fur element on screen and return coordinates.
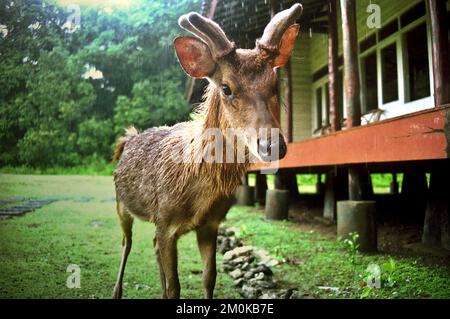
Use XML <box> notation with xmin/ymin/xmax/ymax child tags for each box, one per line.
<box><xmin>113</xmin><ymin>84</ymin><xmax>248</xmax><ymax>236</ymax></box>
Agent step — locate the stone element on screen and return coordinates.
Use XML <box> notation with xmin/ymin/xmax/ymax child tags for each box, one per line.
<box><xmin>244</xmin><ymin>271</ymin><xmax>255</xmax><ymax>279</ymax></box>
<box><xmin>259</xmin><ymin>292</ymin><xmax>278</xmax><ymax>299</ymax></box>
<box><xmin>229</xmin><ymin>269</ymin><xmax>243</xmax><ymax>279</ymax></box>
<box><xmin>223</xmin><ymin>246</ymin><xmax>253</xmax><ymax>261</ymax></box>
<box><xmin>254</xmin><ymin>264</ymin><xmax>273</xmax><ymax>276</ymax></box>
<box><xmin>226</xmin><ymin>229</ymin><xmax>235</xmax><ymax>237</ymax></box>
<box><xmin>256</xmin><ymin>280</ymin><xmax>277</xmax><ymax>289</ymax></box>
<box><xmin>258</xmin><ymin>258</ymin><xmax>279</xmax><ymax>268</ymax></box>
<box><xmin>234</xmin><ymin>278</ymin><xmax>244</xmax><ymax>287</ymax></box>
<box><xmin>240</xmin><ymin>284</ymin><xmax>260</xmax><ymax>299</ymax></box>
<box><xmin>230</xmin><ymin>256</ymin><xmax>248</xmax><ymax>265</ymax></box>
<box><xmin>253</xmin><ymin>272</ymin><xmax>265</xmax><ymax>281</ymax></box>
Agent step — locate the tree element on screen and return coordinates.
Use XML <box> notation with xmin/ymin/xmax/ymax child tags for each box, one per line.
<box><xmin>0</xmin><ymin>0</ymin><xmax>200</xmax><ymax>168</ymax></box>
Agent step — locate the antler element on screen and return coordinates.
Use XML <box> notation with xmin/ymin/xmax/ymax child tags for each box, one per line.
<box><xmin>257</xmin><ymin>3</ymin><xmax>303</xmax><ymax>52</ymax></box>
<box><xmin>178</xmin><ymin>12</ymin><xmax>235</xmax><ymax>60</ymax></box>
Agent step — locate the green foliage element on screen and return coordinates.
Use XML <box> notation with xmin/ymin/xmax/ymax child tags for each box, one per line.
<box><xmin>0</xmin><ymin>0</ymin><xmax>199</xmax><ymax>169</ymax></box>
<box><xmin>337</xmin><ymin>232</ymin><xmax>360</xmax><ymax>264</ymax></box>
<box><xmin>113</xmin><ymin>70</ymin><xmax>190</xmax><ymax>135</ymax></box>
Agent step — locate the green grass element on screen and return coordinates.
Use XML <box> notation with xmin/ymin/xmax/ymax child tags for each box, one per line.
<box><xmin>0</xmin><ymin>174</ymin><xmax>238</xmax><ymax>299</ymax></box>
<box><xmin>0</xmin><ymin>163</ymin><xmax>115</xmax><ymax>176</ymax></box>
<box><xmin>0</xmin><ymin>174</ymin><xmax>448</xmax><ymax>299</ymax></box>
<box><xmin>224</xmin><ymin>206</ymin><xmax>450</xmax><ymax>299</ymax></box>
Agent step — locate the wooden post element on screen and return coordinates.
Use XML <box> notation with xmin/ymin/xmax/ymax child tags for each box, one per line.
<box><xmin>402</xmin><ymin>169</ymin><xmax>428</xmax><ymax>223</ymax></box>
<box><xmin>340</xmin><ymin>0</ymin><xmax>361</xmax><ymax>128</ymax></box>
<box><xmin>241</xmin><ymin>173</ymin><xmax>248</xmax><ymax>186</ymax></box>
<box><xmin>285</xmin><ymin>60</ymin><xmax>294</xmax><ymax>142</ymax></box>
<box><xmin>275</xmin><ymin>170</ymin><xmax>288</xmax><ymax>190</ymax></box>
<box><xmin>255</xmin><ymin>172</ymin><xmax>268</xmax><ymax>205</ymax></box>
<box><xmin>426</xmin><ymin>0</ymin><xmax>450</xmax><ymax>106</ymax></box>
<box><xmin>422</xmin><ymin>164</ymin><xmax>450</xmax><ymax>248</ymax></box>
<box><xmin>328</xmin><ymin>0</ymin><xmax>341</xmax><ymax>132</ymax></box>
<box><xmin>324</xmin><ymin>168</ymin><xmax>349</xmax><ymax>220</ymax></box>
<box><xmin>341</xmin><ymin>0</ymin><xmax>366</xmax><ymax>201</ymax></box>
<box><xmin>389</xmin><ymin>173</ymin><xmax>399</xmax><ymax>195</ymax></box>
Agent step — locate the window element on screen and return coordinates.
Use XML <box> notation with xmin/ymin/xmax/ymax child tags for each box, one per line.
<box><xmin>360</xmin><ymin>34</ymin><xmax>376</xmax><ymax>53</ymax></box>
<box><xmin>362</xmin><ymin>52</ymin><xmax>378</xmax><ymax>111</ymax></box>
<box><xmin>400</xmin><ymin>2</ymin><xmax>426</xmax><ymax>28</ymax></box>
<box><xmin>381</xmin><ymin>43</ymin><xmax>398</xmax><ymax>103</ymax></box>
<box><xmin>405</xmin><ymin>23</ymin><xmax>430</xmax><ymax>101</ymax></box>
<box><xmin>379</xmin><ymin>20</ymin><xmax>398</xmax><ymax>41</ymax></box>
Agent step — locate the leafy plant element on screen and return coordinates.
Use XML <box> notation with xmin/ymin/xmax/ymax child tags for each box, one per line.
<box><xmin>337</xmin><ymin>232</ymin><xmax>360</xmax><ymax>264</ymax></box>
<box><xmin>381</xmin><ymin>258</ymin><xmax>398</xmax><ymax>288</ymax></box>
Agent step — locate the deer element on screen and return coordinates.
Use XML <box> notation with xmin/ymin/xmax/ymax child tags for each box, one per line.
<box><xmin>112</xmin><ymin>3</ymin><xmax>303</xmax><ymax>299</ymax></box>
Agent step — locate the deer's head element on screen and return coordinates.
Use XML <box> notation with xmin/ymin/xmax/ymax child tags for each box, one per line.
<box><xmin>174</xmin><ymin>3</ymin><xmax>303</xmax><ymax>162</ymax></box>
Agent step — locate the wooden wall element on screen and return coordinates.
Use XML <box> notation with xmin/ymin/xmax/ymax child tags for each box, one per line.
<box><xmin>280</xmin><ymin>31</ymin><xmax>312</xmax><ymax>142</ymax></box>
<box><xmin>287</xmin><ymin>0</ymin><xmax>428</xmax><ymax>140</ymax></box>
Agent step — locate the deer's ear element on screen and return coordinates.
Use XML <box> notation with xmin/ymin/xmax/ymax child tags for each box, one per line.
<box><xmin>274</xmin><ymin>24</ymin><xmax>300</xmax><ymax>68</ymax></box>
<box><xmin>174</xmin><ymin>36</ymin><xmax>216</xmax><ymax>78</ymax></box>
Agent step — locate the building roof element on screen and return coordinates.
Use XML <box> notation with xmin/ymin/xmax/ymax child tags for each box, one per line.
<box><xmin>201</xmin><ymin>0</ymin><xmax>329</xmax><ymax>48</ymax></box>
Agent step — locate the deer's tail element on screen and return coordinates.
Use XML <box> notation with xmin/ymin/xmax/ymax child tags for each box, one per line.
<box><xmin>112</xmin><ymin>126</ymin><xmax>138</xmax><ymax>163</ymax></box>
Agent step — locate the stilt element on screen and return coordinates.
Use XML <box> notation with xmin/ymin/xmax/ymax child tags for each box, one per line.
<box><xmin>402</xmin><ymin>169</ymin><xmax>428</xmax><ymax>223</ymax></box>
<box><xmin>315</xmin><ymin>174</ymin><xmax>324</xmax><ymax>195</ymax></box>
<box><xmin>265</xmin><ymin>189</ymin><xmax>289</xmax><ymax>220</ymax></box>
<box><xmin>236</xmin><ymin>173</ymin><xmax>255</xmax><ymax>206</ymax></box>
<box><xmin>265</xmin><ymin>170</ymin><xmax>290</xmax><ymax>220</ymax></box>
<box><xmin>422</xmin><ymin>164</ymin><xmax>450</xmax><ymax>249</ymax></box>
<box><xmin>323</xmin><ymin>168</ymin><xmax>348</xmax><ymax>221</ymax></box>
<box><xmin>389</xmin><ymin>173</ymin><xmax>399</xmax><ymax>195</ymax></box>
<box><xmin>254</xmin><ymin>172</ymin><xmax>268</xmax><ymax>205</ymax></box>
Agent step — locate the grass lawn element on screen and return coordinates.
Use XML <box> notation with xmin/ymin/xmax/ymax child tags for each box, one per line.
<box><xmin>0</xmin><ymin>174</ymin><xmax>449</xmax><ymax>299</ymax></box>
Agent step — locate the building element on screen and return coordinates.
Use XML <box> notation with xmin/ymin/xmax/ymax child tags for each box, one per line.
<box><xmin>192</xmin><ymin>0</ymin><xmax>450</xmax><ymax>250</ymax></box>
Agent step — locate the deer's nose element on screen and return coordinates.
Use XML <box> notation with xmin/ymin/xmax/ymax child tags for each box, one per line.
<box><xmin>257</xmin><ymin>133</ymin><xmax>287</xmax><ymax>162</ymax></box>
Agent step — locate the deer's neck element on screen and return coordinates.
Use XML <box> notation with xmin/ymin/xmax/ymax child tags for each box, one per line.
<box><xmin>192</xmin><ymin>84</ymin><xmax>248</xmax><ymax>195</ymax></box>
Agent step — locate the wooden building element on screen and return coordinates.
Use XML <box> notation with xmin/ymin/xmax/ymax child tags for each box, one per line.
<box><xmin>193</xmin><ymin>0</ymin><xmax>450</xmax><ymax>250</ymax></box>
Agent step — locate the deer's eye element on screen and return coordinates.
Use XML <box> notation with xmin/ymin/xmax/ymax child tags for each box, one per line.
<box><xmin>221</xmin><ymin>84</ymin><xmax>232</xmax><ymax>96</ymax></box>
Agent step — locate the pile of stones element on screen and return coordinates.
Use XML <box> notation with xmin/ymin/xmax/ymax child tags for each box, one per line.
<box><xmin>217</xmin><ymin>226</ymin><xmax>299</xmax><ymax>299</ymax></box>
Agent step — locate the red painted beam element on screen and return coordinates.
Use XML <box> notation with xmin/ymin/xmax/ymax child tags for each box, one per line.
<box><xmin>251</xmin><ymin>105</ymin><xmax>449</xmax><ymax>171</ymax></box>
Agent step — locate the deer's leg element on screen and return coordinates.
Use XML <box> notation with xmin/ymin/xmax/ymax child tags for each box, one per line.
<box><xmin>196</xmin><ymin>224</ymin><xmax>219</xmax><ymax>299</ymax></box>
<box><xmin>153</xmin><ymin>236</ymin><xmax>167</xmax><ymax>298</ymax></box>
<box><xmin>113</xmin><ymin>202</ymin><xmax>134</xmax><ymax>299</ymax></box>
<box><xmin>155</xmin><ymin>228</ymin><xmax>180</xmax><ymax>299</ymax></box>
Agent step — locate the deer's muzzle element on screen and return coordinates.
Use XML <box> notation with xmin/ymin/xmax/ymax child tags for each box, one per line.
<box><xmin>257</xmin><ymin>133</ymin><xmax>287</xmax><ymax>162</ymax></box>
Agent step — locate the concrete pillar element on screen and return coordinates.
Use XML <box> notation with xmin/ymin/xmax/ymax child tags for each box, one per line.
<box><xmin>323</xmin><ymin>169</ymin><xmax>348</xmax><ymax>221</ymax></box>
<box><xmin>236</xmin><ymin>180</ymin><xmax>255</xmax><ymax>206</ymax></box>
<box><xmin>337</xmin><ymin>200</ymin><xmax>377</xmax><ymax>252</ymax></box>
<box><xmin>265</xmin><ymin>189</ymin><xmax>289</xmax><ymax>220</ymax></box>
